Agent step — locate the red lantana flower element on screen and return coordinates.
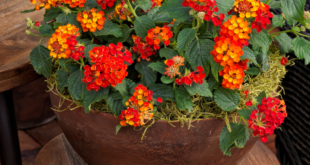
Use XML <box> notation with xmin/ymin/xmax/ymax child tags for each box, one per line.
<box><xmin>35</xmin><ymin>21</ymin><xmax>40</xmax><ymax>26</ymax></box>
<box><xmin>175</xmin><ymin>66</ymin><xmax>206</xmax><ymax>86</ymax></box>
<box><xmin>281</xmin><ymin>57</ymin><xmax>288</xmax><ymax>65</ymax></box>
<box><xmin>246</xmin><ymin>100</ymin><xmax>253</xmax><ymax>107</ymax></box>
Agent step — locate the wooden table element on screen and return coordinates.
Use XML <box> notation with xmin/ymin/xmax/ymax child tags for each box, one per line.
<box><xmin>0</xmin><ymin>1</ymin><xmax>44</xmax><ymax>164</ymax></box>
<box><xmin>35</xmin><ymin>133</ymin><xmax>279</xmax><ymax>165</ymax></box>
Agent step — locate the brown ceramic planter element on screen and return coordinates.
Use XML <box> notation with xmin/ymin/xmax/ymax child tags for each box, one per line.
<box><xmin>50</xmin><ymin>89</ymin><xmax>258</xmax><ymax>165</ymax></box>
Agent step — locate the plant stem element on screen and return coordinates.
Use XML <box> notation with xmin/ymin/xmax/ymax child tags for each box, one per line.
<box><xmin>265</xmin><ymin>0</ymin><xmax>271</xmax><ymax>4</ymax></box>
<box><xmin>79</xmin><ymin>57</ymin><xmax>85</xmax><ymax>70</ymax></box>
<box><xmin>194</xmin><ymin>18</ymin><xmax>202</xmax><ymax>30</ymax></box>
<box><xmin>39</xmin><ymin>36</ymin><xmax>46</xmax><ymax>45</ymax></box>
<box><xmin>269</xmin><ymin>30</ymin><xmax>292</xmax><ymax>37</ymax></box>
<box><xmin>224</xmin><ymin>113</ymin><xmax>232</xmax><ymax>132</ymax></box>
<box><xmin>296</xmin><ymin>32</ymin><xmax>310</xmax><ymax>38</ymax></box>
<box><xmin>88</xmin><ymin>31</ymin><xmax>94</xmax><ymax>40</ymax></box>
<box><xmin>125</xmin><ymin>0</ymin><xmax>137</xmax><ymax>17</ymax></box>
<box><xmin>267</xmin><ymin>26</ymin><xmax>275</xmax><ymax>33</ymax></box>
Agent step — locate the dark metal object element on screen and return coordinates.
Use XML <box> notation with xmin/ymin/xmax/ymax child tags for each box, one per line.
<box><xmin>50</xmin><ymin>89</ymin><xmax>258</xmax><ymax>165</ymax></box>
<box><xmin>0</xmin><ymin>90</ymin><xmax>22</xmax><ymax>165</ymax></box>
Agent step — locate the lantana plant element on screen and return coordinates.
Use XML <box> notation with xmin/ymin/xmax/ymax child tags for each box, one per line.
<box><xmin>23</xmin><ymin>0</ymin><xmax>310</xmax><ymax>155</ymax></box>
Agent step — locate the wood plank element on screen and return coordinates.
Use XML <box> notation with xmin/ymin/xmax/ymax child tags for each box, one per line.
<box><xmin>265</xmin><ymin>135</ymin><xmax>277</xmax><ymax>155</ymax></box>
<box><xmin>18</xmin><ymin>130</ymin><xmax>42</xmax><ymax>165</ymax></box>
<box><xmin>26</xmin><ymin>120</ymin><xmax>63</xmax><ymax>146</ymax></box>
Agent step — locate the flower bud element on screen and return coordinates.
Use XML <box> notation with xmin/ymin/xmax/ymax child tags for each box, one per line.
<box><xmin>301</xmin><ymin>26</ymin><xmax>306</xmax><ymax>32</ymax></box>
<box><xmin>61</xmin><ymin>7</ymin><xmax>71</xmax><ymax>14</ymax></box>
<box><xmin>197</xmin><ymin>12</ymin><xmax>205</xmax><ymax>20</ymax></box>
<box><xmin>306</xmin><ymin>23</ymin><xmax>310</xmax><ymax>29</ymax></box>
<box><xmin>189</xmin><ymin>9</ymin><xmax>197</xmax><ymax>15</ymax></box>
<box><xmin>26</xmin><ymin>17</ymin><xmax>32</xmax><ymax>22</ymax></box>
<box><xmin>25</xmin><ymin>30</ymin><xmax>31</xmax><ymax>35</ymax></box>
<box><xmin>281</xmin><ymin>13</ymin><xmax>286</xmax><ymax>19</ymax></box>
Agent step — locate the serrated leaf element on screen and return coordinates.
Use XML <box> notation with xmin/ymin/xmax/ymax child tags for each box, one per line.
<box><xmin>274</xmin><ymin>33</ymin><xmax>293</xmax><ymax>54</ymax></box>
<box><xmin>177</xmin><ymin>28</ymin><xmax>197</xmax><ymax>53</ymax></box>
<box><xmin>44</xmin><ymin>7</ymin><xmax>62</xmax><ymax>23</ymax></box>
<box><xmin>84</xmin><ymin>44</ymin><xmax>99</xmax><ymax>62</ymax></box>
<box><xmin>106</xmin><ymin>92</ymin><xmax>125</xmax><ymax>116</ymax></box>
<box><xmin>56</xmin><ymin>70</ymin><xmax>68</xmax><ymax>90</ymax></box>
<box><xmin>114</xmin><ymin>79</ymin><xmax>127</xmax><ymax>96</ymax></box>
<box><xmin>292</xmin><ymin>37</ymin><xmax>310</xmax><ymax>65</ymax></box>
<box><xmin>55</xmin><ymin>13</ymin><xmax>70</xmax><ymax>24</ymax></box>
<box><xmin>207</xmin><ymin>77</ymin><xmax>219</xmax><ymax>91</ymax></box>
<box><xmin>135</xmin><ymin>0</ymin><xmax>153</xmax><ymax>11</ymax></box>
<box><xmin>30</xmin><ymin>45</ymin><xmax>52</xmax><ymax>78</ymax></box>
<box><xmin>135</xmin><ymin>61</ymin><xmax>157</xmax><ymax>87</ymax></box>
<box><xmin>116</xmin><ymin>125</ymin><xmax>122</xmax><ymax>135</ymax></box>
<box><xmin>215</xmin><ymin>0</ymin><xmax>235</xmax><ymax>14</ymax></box>
<box><xmin>249</xmin><ymin>29</ymin><xmax>272</xmax><ymax>55</ymax></box>
<box><xmin>160</xmin><ymin>76</ymin><xmax>175</xmax><ymax>84</ymax></box>
<box><xmin>67</xmin><ymin>70</ymin><xmax>86</xmax><ymax>101</ymax></box>
<box><xmin>148</xmin><ymin>62</ymin><xmax>166</xmax><ymax>74</ymax></box>
<box><xmin>238</xmin><ymin>109</ymin><xmax>252</xmax><ymax>120</ymax></box>
<box><xmin>93</xmin><ymin>20</ymin><xmax>122</xmax><ymax>37</ymax></box>
<box><xmin>210</xmin><ymin>55</ymin><xmax>224</xmax><ymax>82</ymax></box>
<box><xmin>268</xmin><ymin>0</ymin><xmax>281</xmax><ymax>9</ymax></box>
<box><xmin>159</xmin><ymin>0</ymin><xmax>191</xmax><ymax>22</ymax></box>
<box><xmin>39</xmin><ymin>24</ymin><xmax>54</xmax><ymax>36</ymax></box>
<box><xmin>244</xmin><ymin>67</ymin><xmax>260</xmax><ymax>75</ymax></box>
<box><xmin>59</xmin><ymin>59</ymin><xmax>72</xmax><ymax>69</ymax></box>
<box><xmin>68</xmin><ymin>13</ymin><xmax>83</xmax><ymax>33</ymax></box>
<box><xmin>281</xmin><ymin>0</ymin><xmax>305</xmax><ymax>24</ymax></box>
<box><xmin>21</xmin><ymin>8</ymin><xmax>36</xmax><ymax>13</ymax></box>
<box><xmin>185</xmin><ymin>80</ymin><xmax>212</xmax><ymax>97</ymax></box>
<box><xmin>272</xmin><ymin>14</ymin><xmax>285</xmax><ymax>27</ymax></box>
<box><xmin>78</xmin><ymin>39</ymin><xmax>92</xmax><ymax>46</ymax></box>
<box><xmin>159</xmin><ymin>48</ymin><xmax>178</xmax><ymax>59</ymax></box>
<box><xmin>65</xmin><ymin>64</ymin><xmax>79</xmax><ymax>73</ymax></box>
<box><xmin>241</xmin><ymin>46</ymin><xmax>258</xmax><ymax>65</ymax></box>
<box><xmin>83</xmin><ymin>87</ymin><xmax>110</xmax><ymax>113</ymax></box>
<box><xmin>107</xmin><ymin>24</ymin><xmax>133</xmax><ymax>44</ymax></box>
<box><xmin>148</xmin><ymin>7</ymin><xmax>173</xmax><ymax>23</ymax></box>
<box><xmin>134</xmin><ymin>15</ymin><xmax>155</xmax><ymax>38</ymax></box>
<box><xmin>214</xmin><ymin>87</ymin><xmax>240</xmax><ymax>111</ymax></box>
<box><xmin>149</xmin><ymin>84</ymin><xmax>175</xmax><ymax>103</ymax></box>
<box><xmin>174</xmin><ymin>87</ymin><xmax>193</xmax><ymax>111</ymax></box>
<box><xmin>256</xmin><ymin>52</ymin><xmax>269</xmax><ymax>72</ymax></box>
<box><xmin>235</xmin><ymin>127</ymin><xmax>250</xmax><ymax>148</ymax></box>
<box><xmin>256</xmin><ymin>91</ymin><xmax>266</xmax><ymax>104</ymax></box>
<box><xmin>84</xmin><ymin>0</ymin><xmax>98</xmax><ymax>8</ymax></box>
<box><xmin>220</xmin><ymin>123</ymin><xmax>247</xmax><ymax>156</ymax></box>
<box><xmin>184</xmin><ymin>39</ymin><xmax>214</xmax><ymax>76</ymax></box>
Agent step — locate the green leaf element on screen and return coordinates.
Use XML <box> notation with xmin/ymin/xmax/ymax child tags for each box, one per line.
<box><xmin>281</xmin><ymin>0</ymin><xmax>305</xmax><ymax>24</ymax></box>
<box><xmin>68</xmin><ymin>13</ymin><xmax>83</xmax><ymax>33</ymax></box>
<box><xmin>159</xmin><ymin>48</ymin><xmax>178</xmax><ymax>59</ymax></box>
<box><xmin>44</xmin><ymin>7</ymin><xmax>62</xmax><ymax>23</ymax></box>
<box><xmin>107</xmin><ymin>24</ymin><xmax>133</xmax><ymax>44</ymax></box>
<box><xmin>84</xmin><ymin>0</ymin><xmax>98</xmax><ymax>8</ymax></box>
<box><xmin>56</xmin><ymin>70</ymin><xmax>68</xmax><ymax>90</ymax></box>
<box><xmin>159</xmin><ymin>0</ymin><xmax>191</xmax><ymax>22</ymax></box>
<box><xmin>256</xmin><ymin>91</ymin><xmax>266</xmax><ymax>104</ymax></box>
<box><xmin>215</xmin><ymin>0</ymin><xmax>235</xmax><ymax>14</ymax></box>
<box><xmin>292</xmin><ymin>37</ymin><xmax>310</xmax><ymax>65</ymax></box>
<box><xmin>274</xmin><ymin>33</ymin><xmax>293</xmax><ymax>54</ymax></box>
<box><xmin>244</xmin><ymin>67</ymin><xmax>260</xmax><ymax>75</ymax></box>
<box><xmin>93</xmin><ymin>20</ymin><xmax>122</xmax><ymax>37</ymax></box>
<box><xmin>214</xmin><ymin>87</ymin><xmax>240</xmax><ymax>111</ymax></box>
<box><xmin>148</xmin><ymin>62</ymin><xmax>166</xmax><ymax>74</ymax></box>
<box><xmin>249</xmin><ymin>29</ymin><xmax>272</xmax><ymax>55</ymax></box>
<box><xmin>208</xmin><ymin>77</ymin><xmax>220</xmax><ymax>91</ymax></box>
<box><xmin>134</xmin><ymin>15</ymin><xmax>155</xmax><ymax>38</ymax></box>
<box><xmin>185</xmin><ymin>80</ymin><xmax>212</xmax><ymax>97</ymax></box>
<box><xmin>235</xmin><ymin>127</ymin><xmax>250</xmax><ymax>148</ymax></box>
<box><xmin>256</xmin><ymin>52</ymin><xmax>270</xmax><ymax>72</ymax></box>
<box><xmin>83</xmin><ymin>87</ymin><xmax>110</xmax><ymax>113</ymax></box>
<box><xmin>116</xmin><ymin>125</ymin><xmax>122</xmax><ymax>135</ymax></box>
<box><xmin>84</xmin><ymin>44</ymin><xmax>99</xmax><ymax>62</ymax></box>
<box><xmin>106</xmin><ymin>92</ymin><xmax>125</xmax><ymax>116</ymax></box>
<box><xmin>174</xmin><ymin>87</ymin><xmax>193</xmax><ymax>111</ymax></box>
<box><xmin>65</xmin><ymin>64</ymin><xmax>79</xmax><ymax>73</ymax></box>
<box><xmin>268</xmin><ymin>0</ymin><xmax>282</xmax><ymax>9</ymax></box>
<box><xmin>238</xmin><ymin>109</ymin><xmax>252</xmax><ymax>120</ymax></box>
<box><xmin>241</xmin><ymin>46</ymin><xmax>258</xmax><ymax>65</ymax></box>
<box><xmin>59</xmin><ymin>59</ymin><xmax>72</xmax><ymax>69</ymax></box>
<box><xmin>135</xmin><ymin>61</ymin><xmax>157</xmax><ymax>87</ymax></box>
<box><xmin>177</xmin><ymin>28</ymin><xmax>197</xmax><ymax>53</ymax></box>
<box><xmin>135</xmin><ymin>0</ymin><xmax>153</xmax><ymax>11</ymax></box>
<box><xmin>184</xmin><ymin>39</ymin><xmax>214</xmax><ymax>76</ymax></box>
<box><xmin>114</xmin><ymin>79</ymin><xmax>127</xmax><ymax>96</ymax></box>
<box><xmin>30</xmin><ymin>45</ymin><xmax>52</xmax><ymax>78</ymax></box>
<box><xmin>272</xmin><ymin>14</ymin><xmax>285</xmax><ymax>27</ymax></box>
<box><xmin>149</xmin><ymin>84</ymin><xmax>175</xmax><ymax>102</ymax></box>
<box><xmin>220</xmin><ymin>123</ymin><xmax>248</xmax><ymax>156</ymax></box>
<box><xmin>160</xmin><ymin>76</ymin><xmax>175</xmax><ymax>84</ymax></box>
<box><xmin>210</xmin><ymin>55</ymin><xmax>224</xmax><ymax>82</ymax></box>
<box><xmin>21</xmin><ymin>8</ymin><xmax>36</xmax><ymax>13</ymax></box>
<box><xmin>78</xmin><ymin>39</ymin><xmax>92</xmax><ymax>46</ymax></box>
<box><xmin>56</xmin><ymin>13</ymin><xmax>70</xmax><ymax>24</ymax></box>
<box><xmin>67</xmin><ymin>70</ymin><xmax>86</xmax><ymax>101</ymax></box>
<box><xmin>39</xmin><ymin>24</ymin><xmax>54</xmax><ymax>36</ymax></box>
<box><xmin>148</xmin><ymin>7</ymin><xmax>173</xmax><ymax>23</ymax></box>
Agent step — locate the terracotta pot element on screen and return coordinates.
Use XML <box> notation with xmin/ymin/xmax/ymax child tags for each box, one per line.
<box><xmin>50</xmin><ymin>89</ymin><xmax>258</xmax><ymax>165</ymax></box>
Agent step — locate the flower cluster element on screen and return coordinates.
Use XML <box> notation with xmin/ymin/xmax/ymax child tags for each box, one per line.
<box><xmin>82</xmin><ymin>43</ymin><xmax>133</xmax><ymax>91</ymax></box>
<box><xmin>233</xmin><ymin>0</ymin><xmax>273</xmax><ymax>32</ymax></box>
<box><xmin>164</xmin><ymin>56</ymin><xmax>184</xmax><ymax>78</ymax></box>
<box><xmin>211</xmin><ymin>15</ymin><xmax>251</xmax><ymax>89</ymax></box>
<box><xmin>48</xmin><ymin>24</ymin><xmax>85</xmax><ymax>60</ymax></box>
<box><xmin>248</xmin><ymin>97</ymin><xmax>287</xmax><ymax>142</ymax></box>
<box><xmin>77</xmin><ymin>8</ymin><xmax>106</xmax><ymax>32</ymax></box>
<box><xmin>108</xmin><ymin>3</ymin><xmax>133</xmax><ymax>20</ymax></box>
<box><xmin>97</xmin><ymin>0</ymin><xmax>116</xmax><ymax>9</ymax></box>
<box><xmin>151</xmin><ymin>0</ymin><xmax>163</xmax><ymax>7</ymax></box>
<box><xmin>119</xmin><ymin>84</ymin><xmax>162</xmax><ymax>127</ymax></box>
<box><xmin>182</xmin><ymin>0</ymin><xmax>224</xmax><ymax>26</ymax></box>
<box><xmin>63</xmin><ymin>0</ymin><xmax>86</xmax><ymax>8</ymax></box>
<box><xmin>175</xmin><ymin>66</ymin><xmax>206</xmax><ymax>85</ymax></box>
<box><xmin>31</xmin><ymin>0</ymin><xmax>86</xmax><ymax>10</ymax></box>
<box><xmin>132</xmin><ymin>35</ymin><xmax>156</xmax><ymax>61</ymax></box>
<box><xmin>145</xmin><ymin>26</ymin><xmax>173</xmax><ymax>49</ymax></box>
